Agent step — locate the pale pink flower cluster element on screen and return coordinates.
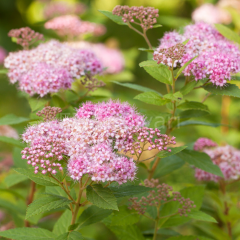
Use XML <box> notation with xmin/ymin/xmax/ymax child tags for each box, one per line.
<box><xmin>45</xmin><ymin>15</ymin><xmax>106</xmax><ymax>38</ymax></box>
<box><xmin>0</xmin><ymin>47</ymin><xmax>7</xmax><ymax>64</ymax></box>
<box><xmin>4</xmin><ymin>40</ymin><xmax>103</xmax><ymax>96</ymax></box>
<box><xmin>66</xmin><ymin>41</ymin><xmax>125</xmax><ymax>74</ymax></box>
<box><xmin>155</xmin><ymin>22</ymin><xmax>240</xmax><ymax>86</ymax></box>
<box><xmin>43</xmin><ymin>1</ymin><xmax>86</xmax><ymax>19</ymax></box>
<box><xmin>194</xmin><ymin>138</ymin><xmax>240</xmax><ymax>182</ymax></box>
<box><xmin>192</xmin><ymin>3</ymin><xmax>231</xmax><ymax>24</ymax></box>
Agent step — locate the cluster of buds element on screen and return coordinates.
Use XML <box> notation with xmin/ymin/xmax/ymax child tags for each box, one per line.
<box><xmin>36</xmin><ymin>106</ymin><xmax>62</xmax><ymax>121</ymax></box>
<box><xmin>129</xmin><ymin>179</ymin><xmax>196</xmax><ymax>216</ymax></box>
<box><xmin>8</xmin><ymin>27</ymin><xmax>44</xmax><ymax>49</ymax></box>
<box><xmin>81</xmin><ymin>75</ymin><xmax>105</xmax><ymax>92</ymax></box>
<box><xmin>112</xmin><ymin>5</ymin><xmax>159</xmax><ymax>30</ymax></box>
<box><xmin>153</xmin><ymin>43</ymin><xmax>186</xmax><ymax>68</ymax></box>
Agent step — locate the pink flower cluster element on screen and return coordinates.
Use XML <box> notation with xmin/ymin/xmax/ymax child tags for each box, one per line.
<box><xmin>112</xmin><ymin>5</ymin><xmax>159</xmax><ymax>30</ymax></box>
<box><xmin>66</xmin><ymin>41</ymin><xmax>125</xmax><ymax>74</ymax></box>
<box><xmin>43</xmin><ymin>1</ymin><xmax>86</xmax><ymax>19</ymax></box>
<box><xmin>155</xmin><ymin>22</ymin><xmax>240</xmax><ymax>86</ymax></box>
<box><xmin>0</xmin><ymin>47</ymin><xmax>7</xmax><ymax>64</ymax></box>
<box><xmin>4</xmin><ymin>40</ymin><xmax>103</xmax><ymax>96</ymax></box>
<box><xmin>22</xmin><ymin>101</ymin><xmax>176</xmax><ymax>185</ymax></box>
<box><xmin>194</xmin><ymin>138</ymin><xmax>240</xmax><ymax>182</ymax></box>
<box><xmin>45</xmin><ymin>15</ymin><xmax>106</xmax><ymax>38</ymax></box>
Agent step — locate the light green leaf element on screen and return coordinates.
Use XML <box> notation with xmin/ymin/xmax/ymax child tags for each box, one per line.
<box><xmin>0</xmin><ymin>69</ymin><xmax>8</xmax><ymax>74</ymax></box>
<box><xmin>14</xmin><ymin>168</ymin><xmax>60</xmax><ymax>186</ymax></box>
<box><xmin>215</xmin><ymin>24</ymin><xmax>240</xmax><ymax>44</ymax></box>
<box><xmin>53</xmin><ymin>210</ymin><xmax>72</xmax><ymax>235</ymax></box>
<box><xmin>55</xmin><ymin>231</ymin><xmax>84</xmax><ymax>240</ymax></box>
<box><xmin>13</xmin><ymin>147</ymin><xmax>28</xmax><ymax>168</ymax></box>
<box><xmin>77</xmin><ymin>205</ymin><xmax>112</xmax><ymax>229</ymax></box>
<box><xmin>0</xmin><ymin>114</ymin><xmax>30</xmax><ymax>126</ymax></box>
<box><xmin>178</xmin><ymin>101</ymin><xmax>209</xmax><ymax>111</ymax></box>
<box><xmin>138</xmin><ymin>48</ymin><xmax>154</xmax><ymax>53</ymax></box>
<box><xmin>5</xmin><ymin>173</ymin><xmax>28</xmax><ymax>188</ymax></box>
<box><xmin>154</xmin><ymin>155</ymin><xmax>185</xmax><ymax>178</ymax></box>
<box><xmin>182</xmin><ymin>39</ymin><xmax>189</xmax><ymax>45</ymax></box>
<box><xmin>163</xmin><ymin>91</ymin><xmax>183</xmax><ymax>101</ymax></box>
<box><xmin>139</xmin><ymin>60</ymin><xmax>158</xmax><ymax>67</ymax></box>
<box><xmin>177</xmin><ymin>150</ymin><xmax>223</xmax><ymax>177</ymax></box>
<box><xmin>175</xmin><ymin>56</ymin><xmax>198</xmax><ymax>79</ymax></box>
<box><xmin>180</xmin><ymin>81</ymin><xmax>198</xmax><ymax>95</ymax></box>
<box><xmin>113</xmin><ymin>81</ymin><xmax>161</xmax><ymax>95</ymax></box>
<box><xmin>86</xmin><ymin>184</ymin><xmax>118</xmax><ymax>211</ymax></box>
<box><xmin>26</xmin><ymin>194</ymin><xmax>72</xmax><ymax>219</ymax></box>
<box><xmin>231</xmin><ymin>76</ymin><xmax>240</xmax><ymax>81</ymax></box>
<box><xmin>178</xmin><ymin>121</ymin><xmax>221</xmax><ymax>127</ymax></box>
<box><xmin>203</xmin><ymin>84</ymin><xmax>240</xmax><ymax>98</ymax></box>
<box><xmin>28</xmin><ymin>98</ymin><xmax>49</xmax><ymax>112</ymax></box>
<box><xmin>0</xmin><ymin>136</ymin><xmax>26</xmax><ymax>148</ymax></box>
<box><xmin>188</xmin><ymin>211</ymin><xmax>217</xmax><ymax>223</ymax></box>
<box><xmin>134</xmin><ymin>92</ymin><xmax>170</xmax><ymax>106</ymax></box>
<box><xmin>152</xmin><ymin>24</ymin><xmax>162</xmax><ymax>28</ymax></box>
<box><xmin>157</xmin><ymin>146</ymin><xmax>187</xmax><ymax>159</ymax></box>
<box><xmin>99</xmin><ymin>10</ymin><xmax>127</xmax><ymax>25</ymax></box>
<box><xmin>109</xmin><ymin>185</ymin><xmax>151</xmax><ymax>198</ymax></box>
<box><xmin>0</xmin><ymin>227</ymin><xmax>56</xmax><ymax>240</ymax></box>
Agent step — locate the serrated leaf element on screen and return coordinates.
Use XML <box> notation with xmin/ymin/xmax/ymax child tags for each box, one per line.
<box><xmin>0</xmin><ymin>114</ymin><xmax>30</xmax><ymax>126</ymax></box>
<box><xmin>203</xmin><ymin>84</ymin><xmax>240</xmax><ymax>98</ymax></box>
<box><xmin>0</xmin><ymin>227</ymin><xmax>56</xmax><ymax>240</ymax></box>
<box><xmin>5</xmin><ymin>173</ymin><xmax>28</xmax><ymax>188</ymax></box>
<box><xmin>177</xmin><ymin>150</ymin><xmax>223</xmax><ymax>177</ymax></box>
<box><xmin>0</xmin><ymin>136</ymin><xmax>26</xmax><ymax>148</ymax></box>
<box><xmin>163</xmin><ymin>91</ymin><xmax>183</xmax><ymax>101</ymax></box>
<box><xmin>134</xmin><ymin>92</ymin><xmax>171</xmax><ymax>106</ymax></box>
<box><xmin>109</xmin><ymin>185</ymin><xmax>151</xmax><ymax>198</ymax></box>
<box><xmin>178</xmin><ymin>120</ymin><xmax>221</xmax><ymax>128</ymax></box>
<box><xmin>14</xmin><ymin>168</ymin><xmax>60</xmax><ymax>186</ymax></box>
<box><xmin>77</xmin><ymin>205</ymin><xmax>112</xmax><ymax>229</ymax></box>
<box><xmin>188</xmin><ymin>211</ymin><xmax>217</xmax><ymax>223</ymax></box>
<box><xmin>56</xmin><ymin>231</ymin><xmax>84</xmax><ymax>240</ymax></box>
<box><xmin>180</xmin><ymin>81</ymin><xmax>198</xmax><ymax>95</ymax></box>
<box><xmin>113</xmin><ymin>81</ymin><xmax>161</xmax><ymax>95</ymax></box>
<box><xmin>157</xmin><ymin>146</ymin><xmax>187</xmax><ymax>158</ymax></box>
<box><xmin>143</xmin><ymin>64</ymin><xmax>173</xmax><ymax>85</ymax></box>
<box><xmin>179</xmin><ymin>110</ymin><xmax>209</xmax><ymax>119</ymax></box>
<box><xmin>154</xmin><ymin>155</ymin><xmax>185</xmax><ymax>178</ymax></box>
<box><xmin>86</xmin><ymin>184</ymin><xmax>118</xmax><ymax>210</ymax></box>
<box><xmin>175</xmin><ymin>56</ymin><xmax>198</xmax><ymax>79</ymax></box>
<box><xmin>215</xmin><ymin>24</ymin><xmax>240</xmax><ymax>44</ymax></box>
<box><xmin>178</xmin><ymin>101</ymin><xmax>209</xmax><ymax>111</ymax></box>
<box><xmin>53</xmin><ymin>210</ymin><xmax>72</xmax><ymax>235</ymax></box>
<box><xmin>99</xmin><ymin>10</ymin><xmax>127</xmax><ymax>25</ymax></box>
<box><xmin>26</xmin><ymin>194</ymin><xmax>72</xmax><ymax>219</ymax></box>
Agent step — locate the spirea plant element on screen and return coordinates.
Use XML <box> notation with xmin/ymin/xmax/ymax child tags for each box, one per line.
<box><xmin>0</xmin><ymin>3</ymin><xmax>240</xmax><ymax>240</ymax></box>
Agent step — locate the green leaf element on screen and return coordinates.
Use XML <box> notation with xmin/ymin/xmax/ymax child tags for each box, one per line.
<box><xmin>215</xmin><ymin>24</ymin><xmax>240</xmax><ymax>44</ymax></box>
<box><xmin>28</xmin><ymin>98</ymin><xmax>49</xmax><ymax>112</ymax></box>
<box><xmin>231</xmin><ymin>76</ymin><xmax>240</xmax><ymax>81</ymax></box>
<box><xmin>14</xmin><ymin>168</ymin><xmax>60</xmax><ymax>186</ymax></box>
<box><xmin>182</xmin><ymin>39</ymin><xmax>190</xmax><ymax>45</ymax></box>
<box><xmin>0</xmin><ymin>114</ymin><xmax>30</xmax><ymax>126</ymax></box>
<box><xmin>154</xmin><ymin>155</ymin><xmax>185</xmax><ymax>178</ymax></box>
<box><xmin>0</xmin><ymin>227</ymin><xmax>56</xmax><ymax>240</ymax></box>
<box><xmin>109</xmin><ymin>185</ymin><xmax>151</xmax><ymax>198</ymax></box>
<box><xmin>134</xmin><ymin>92</ymin><xmax>170</xmax><ymax>106</ymax></box>
<box><xmin>26</xmin><ymin>194</ymin><xmax>72</xmax><ymax>219</ymax></box>
<box><xmin>157</xmin><ymin>146</ymin><xmax>187</xmax><ymax>159</ymax></box>
<box><xmin>4</xmin><ymin>173</ymin><xmax>28</xmax><ymax>188</ymax></box>
<box><xmin>138</xmin><ymin>48</ymin><xmax>154</xmax><ymax>53</ymax></box>
<box><xmin>107</xmin><ymin>206</ymin><xmax>139</xmax><ymax>226</ymax></box>
<box><xmin>77</xmin><ymin>205</ymin><xmax>112</xmax><ymax>229</ymax></box>
<box><xmin>180</xmin><ymin>81</ymin><xmax>198</xmax><ymax>95</ymax></box>
<box><xmin>178</xmin><ymin>120</ymin><xmax>221</xmax><ymax>128</ymax></box>
<box><xmin>203</xmin><ymin>84</ymin><xmax>240</xmax><ymax>98</ymax></box>
<box><xmin>13</xmin><ymin>147</ymin><xmax>28</xmax><ymax>168</ymax></box>
<box><xmin>0</xmin><ymin>69</ymin><xmax>8</xmax><ymax>74</ymax></box>
<box><xmin>0</xmin><ymin>136</ymin><xmax>26</xmax><ymax>148</ymax></box>
<box><xmin>153</xmin><ymin>24</ymin><xmax>162</xmax><ymax>28</ymax></box>
<box><xmin>55</xmin><ymin>231</ymin><xmax>84</xmax><ymax>240</ymax></box>
<box><xmin>167</xmin><ymin>236</ymin><xmax>213</xmax><ymax>240</ymax></box>
<box><xmin>139</xmin><ymin>60</ymin><xmax>158</xmax><ymax>67</ymax></box>
<box><xmin>179</xmin><ymin>110</ymin><xmax>209</xmax><ymax>119</ymax></box>
<box><xmin>86</xmin><ymin>184</ymin><xmax>118</xmax><ymax>210</ymax></box>
<box><xmin>99</xmin><ymin>10</ymin><xmax>127</xmax><ymax>25</ymax></box>
<box><xmin>163</xmin><ymin>91</ymin><xmax>183</xmax><ymax>101</ymax></box>
<box><xmin>178</xmin><ymin>101</ymin><xmax>209</xmax><ymax>111</ymax></box>
<box><xmin>177</xmin><ymin>150</ymin><xmax>223</xmax><ymax>177</ymax></box>
<box><xmin>188</xmin><ymin>211</ymin><xmax>217</xmax><ymax>223</ymax></box>
<box><xmin>113</xmin><ymin>82</ymin><xmax>161</xmax><ymax>95</ymax></box>
<box><xmin>175</xmin><ymin>56</ymin><xmax>198</xmax><ymax>79</ymax></box>
<box><xmin>53</xmin><ymin>210</ymin><xmax>72</xmax><ymax>235</ymax></box>
<box><xmin>143</xmin><ymin>228</ymin><xmax>180</xmax><ymax>236</ymax></box>
<box><xmin>143</xmin><ymin>64</ymin><xmax>173</xmax><ymax>85</ymax></box>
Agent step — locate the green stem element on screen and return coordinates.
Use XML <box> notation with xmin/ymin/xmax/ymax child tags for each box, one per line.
<box><xmin>148</xmin><ymin>157</ymin><xmax>161</xmax><ymax>180</ymax></box>
<box><xmin>153</xmin><ymin>218</ymin><xmax>159</xmax><ymax>240</ymax></box>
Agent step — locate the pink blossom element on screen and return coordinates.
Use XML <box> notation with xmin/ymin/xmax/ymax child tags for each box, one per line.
<box><xmin>0</xmin><ymin>47</ymin><xmax>7</xmax><ymax>64</ymax></box>
<box><xmin>194</xmin><ymin>138</ymin><xmax>217</xmax><ymax>151</ymax></box>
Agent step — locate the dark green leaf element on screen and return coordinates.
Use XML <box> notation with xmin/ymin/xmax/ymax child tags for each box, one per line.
<box><xmin>231</xmin><ymin>76</ymin><xmax>240</xmax><ymax>81</ymax></box>
<box><xmin>86</xmin><ymin>184</ymin><xmax>118</xmax><ymax>210</ymax></box>
<box><xmin>13</xmin><ymin>147</ymin><xmax>28</xmax><ymax>168</ymax></box>
<box><xmin>178</xmin><ymin>101</ymin><xmax>209</xmax><ymax>111</ymax></box>
<box><xmin>167</xmin><ymin>236</ymin><xmax>213</xmax><ymax>240</ymax></box>
<box><xmin>175</xmin><ymin>56</ymin><xmax>198</xmax><ymax>79</ymax></box>
<box><xmin>0</xmin><ymin>136</ymin><xmax>26</xmax><ymax>148</ymax></box>
<box><xmin>53</xmin><ymin>210</ymin><xmax>72</xmax><ymax>235</ymax></box>
<box><xmin>99</xmin><ymin>10</ymin><xmax>127</xmax><ymax>25</ymax></box>
<box><xmin>134</xmin><ymin>92</ymin><xmax>170</xmax><ymax>106</ymax></box>
<box><xmin>178</xmin><ymin>121</ymin><xmax>221</xmax><ymax>127</ymax></box>
<box><xmin>179</xmin><ymin>110</ymin><xmax>209</xmax><ymax>119</ymax></box>
<box><xmin>142</xmin><ymin>228</ymin><xmax>180</xmax><ymax>236</ymax></box>
<box><xmin>180</xmin><ymin>81</ymin><xmax>198</xmax><ymax>95</ymax></box>
<box><xmin>0</xmin><ymin>114</ymin><xmax>30</xmax><ymax>126</ymax></box>
<box><xmin>0</xmin><ymin>228</ymin><xmax>56</xmax><ymax>240</ymax></box>
<box><xmin>188</xmin><ymin>211</ymin><xmax>217</xmax><ymax>223</ymax></box>
<box><xmin>215</xmin><ymin>24</ymin><xmax>240</xmax><ymax>44</ymax></box>
<box><xmin>55</xmin><ymin>231</ymin><xmax>84</xmax><ymax>240</ymax></box>
<box><xmin>177</xmin><ymin>150</ymin><xmax>223</xmax><ymax>177</ymax></box>
<box><xmin>157</xmin><ymin>146</ymin><xmax>187</xmax><ymax>159</ymax></box>
<box><xmin>203</xmin><ymin>84</ymin><xmax>240</xmax><ymax>98</ymax></box>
